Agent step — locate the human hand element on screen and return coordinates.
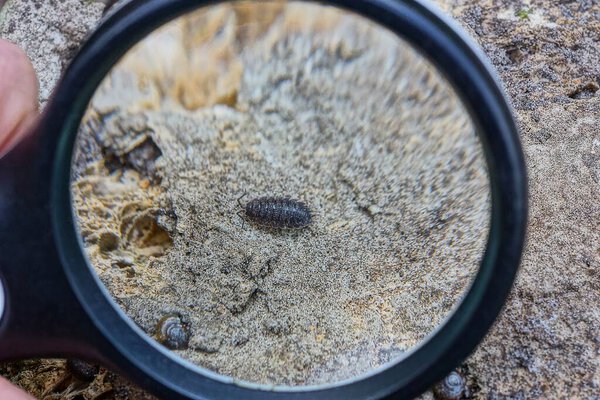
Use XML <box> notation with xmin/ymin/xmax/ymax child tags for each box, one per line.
<box><xmin>0</xmin><ymin>38</ymin><xmax>39</xmax><ymax>157</ymax></box>
<box><xmin>0</xmin><ymin>38</ymin><xmax>40</xmax><ymax>400</ymax></box>
<box><xmin>0</xmin><ymin>376</ymin><xmax>35</xmax><ymax>400</ymax></box>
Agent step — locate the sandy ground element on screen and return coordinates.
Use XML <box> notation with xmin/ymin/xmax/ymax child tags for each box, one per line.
<box><xmin>71</xmin><ymin>2</ymin><xmax>488</xmax><ymax>386</ymax></box>
<box><xmin>1</xmin><ymin>0</ymin><xmax>599</xmax><ymax>399</ymax></box>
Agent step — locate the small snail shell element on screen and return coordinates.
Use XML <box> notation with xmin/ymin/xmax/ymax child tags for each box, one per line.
<box><xmin>156</xmin><ymin>314</ymin><xmax>189</xmax><ymax>350</ymax></box>
<box><xmin>433</xmin><ymin>371</ymin><xmax>466</xmax><ymax>400</ymax></box>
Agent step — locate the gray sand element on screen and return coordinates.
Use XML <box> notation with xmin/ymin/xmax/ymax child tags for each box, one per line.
<box><xmin>72</xmin><ymin>3</ymin><xmax>490</xmax><ymax>387</ymax></box>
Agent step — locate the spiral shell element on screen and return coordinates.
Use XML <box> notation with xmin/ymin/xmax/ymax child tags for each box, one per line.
<box><xmin>156</xmin><ymin>314</ymin><xmax>189</xmax><ymax>350</ymax></box>
<box><xmin>433</xmin><ymin>371</ymin><xmax>466</xmax><ymax>400</ymax></box>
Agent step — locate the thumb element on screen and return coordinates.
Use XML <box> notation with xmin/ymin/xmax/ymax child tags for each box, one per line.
<box><xmin>0</xmin><ymin>39</ymin><xmax>39</xmax><ymax>156</ymax></box>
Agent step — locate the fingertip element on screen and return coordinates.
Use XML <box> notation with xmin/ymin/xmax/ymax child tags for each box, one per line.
<box><xmin>0</xmin><ymin>38</ymin><xmax>39</xmax><ymax>105</ymax></box>
<box><xmin>0</xmin><ymin>39</ymin><xmax>40</xmax><ymax>155</ymax></box>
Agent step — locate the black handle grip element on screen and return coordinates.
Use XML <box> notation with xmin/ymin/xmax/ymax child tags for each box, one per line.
<box><xmin>0</xmin><ymin>126</ymin><xmax>102</xmax><ymax>361</ymax></box>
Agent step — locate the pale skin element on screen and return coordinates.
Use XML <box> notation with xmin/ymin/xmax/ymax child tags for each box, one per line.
<box><xmin>0</xmin><ymin>38</ymin><xmax>38</xmax><ymax>155</ymax></box>
<box><xmin>0</xmin><ymin>38</ymin><xmax>41</xmax><ymax>400</ymax></box>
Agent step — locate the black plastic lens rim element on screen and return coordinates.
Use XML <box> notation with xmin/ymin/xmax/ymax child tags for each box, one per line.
<box><xmin>46</xmin><ymin>0</ymin><xmax>527</xmax><ymax>399</ymax></box>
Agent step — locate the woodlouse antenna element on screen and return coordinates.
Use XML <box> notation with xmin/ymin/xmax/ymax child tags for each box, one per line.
<box><xmin>237</xmin><ymin>192</ymin><xmax>248</xmax><ymax>208</ymax></box>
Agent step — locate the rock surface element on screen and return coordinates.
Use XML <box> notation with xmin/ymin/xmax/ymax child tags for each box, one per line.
<box><xmin>439</xmin><ymin>1</ymin><xmax>600</xmax><ymax>398</ymax></box>
<box><xmin>1</xmin><ymin>0</ymin><xmax>599</xmax><ymax>398</ymax></box>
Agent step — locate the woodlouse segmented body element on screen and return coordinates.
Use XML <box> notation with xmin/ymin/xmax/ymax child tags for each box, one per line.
<box><xmin>238</xmin><ymin>195</ymin><xmax>312</xmax><ymax>229</ymax></box>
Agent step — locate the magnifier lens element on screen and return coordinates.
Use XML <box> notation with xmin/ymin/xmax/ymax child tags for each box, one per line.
<box><xmin>71</xmin><ymin>1</ymin><xmax>489</xmax><ymax>387</ymax></box>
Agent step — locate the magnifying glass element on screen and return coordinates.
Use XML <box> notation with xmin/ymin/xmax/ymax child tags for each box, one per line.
<box><xmin>0</xmin><ymin>1</ymin><xmax>527</xmax><ymax>399</ymax></box>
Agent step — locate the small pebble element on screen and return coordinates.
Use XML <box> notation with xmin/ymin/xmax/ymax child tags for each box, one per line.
<box><xmin>67</xmin><ymin>359</ymin><xmax>100</xmax><ymax>382</ymax></box>
<box><xmin>189</xmin><ymin>334</ymin><xmax>222</xmax><ymax>353</ymax></box>
<box><xmin>98</xmin><ymin>231</ymin><xmax>120</xmax><ymax>252</ymax></box>
<box><xmin>367</xmin><ymin>204</ymin><xmax>382</xmax><ymax>215</ymax></box>
<box><xmin>231</xmin><ymin>333</ymin><xmax>249</xmax><ymax>347</ymax></box>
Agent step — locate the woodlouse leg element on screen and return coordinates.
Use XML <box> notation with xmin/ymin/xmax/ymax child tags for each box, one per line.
<box><xmin>237</xmin><ymin>210</ymin><xmax>246</xmax><ymax>229</ymax></box>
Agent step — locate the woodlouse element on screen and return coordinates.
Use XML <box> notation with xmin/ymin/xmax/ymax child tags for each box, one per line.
<box><xmin>238</xmin><ymin>194</ymin><xmax>312</xmax><ymax>229</ymax></box>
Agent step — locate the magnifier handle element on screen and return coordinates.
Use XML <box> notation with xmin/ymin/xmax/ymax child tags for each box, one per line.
<box><xmin>0</xmin><ymin>131</ymin><xmax>103</xmax><ymax>361</ymax></box>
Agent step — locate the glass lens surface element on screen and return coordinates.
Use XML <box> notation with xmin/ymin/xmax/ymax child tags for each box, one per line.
<box><xmin>71</xmin><ymin>1</ymin><xmax>490</xmax><ymax>387</ymax></box>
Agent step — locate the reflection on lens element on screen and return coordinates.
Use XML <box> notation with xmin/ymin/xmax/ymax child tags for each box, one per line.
<box><xmin>71</xmin><ymin>1</ymin><xmax>489</xmax><ymax>386</ymax></box>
